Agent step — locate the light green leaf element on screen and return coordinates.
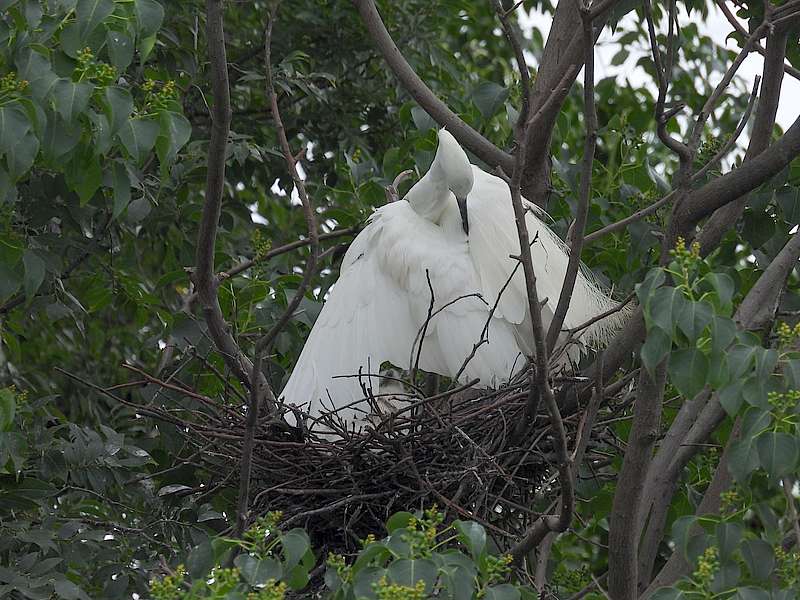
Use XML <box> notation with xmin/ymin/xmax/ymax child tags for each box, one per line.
<box><xmin>22</xmin><ymin>250</ymin><xmax>45</xmax><ymax>299</ymax></box>
<box><xmin>52</xmin><ymin>79</ymin><xmax>93</xmax><ymax>124</ymax></box>
<box><xmin>668</xmin><ymin>347</ymin><xmax>708</xmax><ymax>398</ymax></box>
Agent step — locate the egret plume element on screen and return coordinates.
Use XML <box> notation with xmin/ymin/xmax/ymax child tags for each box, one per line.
<box><xmin>279</xmin><ymin>129</ymin><xmax>627</xmax><ymax>428</ymax></box>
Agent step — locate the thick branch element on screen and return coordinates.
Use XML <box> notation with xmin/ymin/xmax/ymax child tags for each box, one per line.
<box><xmin>607</xmin><ymin>364</ymin><xmax>667</xmax><ymax>600</ymax></box>
<box><xmin>353</xmin><ymin>0</ymin><xmax>513</xmax><ymax>171</ymax></box>
<box><xmin>695</xmin><ymin>27</ymin><xmax>789</xmax><ymax>250</ymax></box>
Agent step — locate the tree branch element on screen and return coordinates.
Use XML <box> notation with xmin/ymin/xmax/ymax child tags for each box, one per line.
<box><xmin>352</xmin><ymin>0</ymin><xmax>513</xmax><ymax>171</ymax></box>
<box><xmin>607</xmin><ymin>364</ymin><xmax>667</xmax><ymax>600</ymax></box>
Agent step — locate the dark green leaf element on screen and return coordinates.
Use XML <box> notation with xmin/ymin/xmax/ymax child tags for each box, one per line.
<box><xmin>76</xmin><ymin>0</ymin><xmax>114</xmax><ymax>41</ymax></box>
<box><xmin>472</xmin><ymin>81</ymin><xmax>508</xmax><ymax>119</ymax></box>
<box><xmin>22</xmin><ymin>250</ymin><xmax>45</xmax><ymax>299</ymax></box>
<box><xmin>647</xmin><ymin>287</ymin><xmax>687</xmax><ymax>335</ymax></box>
<box><xmin>155</xmin><ymin>111</ymin><xmax>191</xmax><ymax>169</ymax></box>
<box><xmin>6</xmin><ymin>131</ymin><xmax>39</xmax><ymax>180</ymax></box>
<box><xmin>715</xmin><ymin>522</ymin><xmax>742</xmax><ymax>560</ymax></box>
<box><xmin>756</xmin><ymin>431</ymin><xmax>799</xmax><ymax>479</ymax></box>
<box><xmin>103</xmin><ymin>87</ymin><xmax>134</xmax><ymax>135</ymax></box>
<box><xmin>740</xmin><ymin>539</ymin><xmax>773</xmax><ymax>581</ymax></box>
<box><xmin>118</xmin><ymin>118</ymin><xmax>159</xmax><ymax>163</ymax></box>
<box><xmin>234</xmin><ymin>555</ymin><xmax>282</xmax><ymax>586</ymax></box>
<box><xmin>640</xmin><ymin>327</ymin><xmax>671</xmax><ymax>375</ymax></box>
<box><xmin>484</xmin><ymin>584</ymin><xmax>521</xmax><ymax>600</ymax></box>
<box><xmin>386</xmin><ymin>511</ymin><xmax>414</xmax><ymax>533</ymax></box>
<box><xmin>676</xmin><ymin>300</ymin><xmax>713</xmax><ymax>341</ymax></box>
<box><xmin>0</xmin><ymin>388</ymin><xmax>15</xmax><ymax>432</ymax></box>
<box><xmin>134</xmin><ymin>0</ymin><xmax>164</xmax><ymax>37</ymax></box>
<box><xmin>186</xmin><ymin>540</ymin><xmax>214</xmax><ymax>580</ymax></box>
<box><xmin>111</xmin><ymin>162</ymin><xmax>131</xmax><ymax>219</ymax></box>
<box><xmin>0</xmin><ymin>105</ymin><xmax>31</xmax><ymax>157</ymax></box>
<box><xmin>281</xmin><ymin>528</ymin><xmax>311</xmax><ymax>569</ymax></box>
<box><xmin>52</xmin><ymin>79</ymin><xmax>93</xmax><ymax>124</ymax></box>
<box><xmin>668</xmin><ymin>347</ymin><xmax>708</xmax><ymax>398</ymax></box>
<box><xmin>106</xmin><ymin>29</ymin><xmax>134</xmax><ymax>70</ymax></box>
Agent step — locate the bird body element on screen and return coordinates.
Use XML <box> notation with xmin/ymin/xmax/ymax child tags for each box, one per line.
<box><xmin>279</xmin><ymin>130</ymin><xmax>625</xmax><ymax>428</ymax></box>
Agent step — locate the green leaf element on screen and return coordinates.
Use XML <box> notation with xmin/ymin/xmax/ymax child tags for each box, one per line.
<box><xmin>76</xmin><ymin>0</ymin><xmax>114</xmax><ymax>41</ymax></box>
<box><xmin>234</xmin><ymin>555</ymin><xmax>282</xmax><ymax>586</ymax></box>
<box><xmin>676</xmin><ymin>300</ymin><xmax>713</xmax><ymax>341</ymax></box>
<box><xmin>668</xmin><ymin>347</ymin><xmax>708</xmax><ymax>398</ymax></box>
<box><xmin>106</xmin><ymin>29</ymin><xmax>134</xmax><ymax>70</ymax></box>
<box><xmin>15</xmin><ymin>49</ymin><xmax>57</xmax><ymax>100</ymax></box>
<box><xmin>111</xmin><ymin>162</ymin><xmax>131</xmax><ymax>219</ymax></box>
<box><xmin>186</xmin><ymin>540</ymin><xmax>214</xmax><ymax>580</ymax></box>
<box><xmin>650</xmin><ymin>589</ymin><xmax>687</xmax><ymax>600</ymax></box>
<box><xmin>66</xmin><ymin>149</ymin><xmax>102</xmax><ymax>205</ymax></box>
<box><xmin>118</xmin><ymin>118</ymin><xmax>159</xmax><ymax>163</ymax></box>
<box><xmin>387</xmin><ymin>558</ymin><xmax>438</xmax><ymax>594</ymax></box>
<box><xmin>708</xmin><ymin>316</ymin><xmax>736</xmax><ymax>355</ymax></box>
<box><xmin>24</xmin><ymin>0</ymin><xmax>43</xmax><ymax>27</ymax></box>
<box><xmin>6</xmin><ymin>131</ymin><xmax>39</xmax><ymax>180</ymax></box>
<box><xmin>285</xmin><ymin>563</ymin><xmax>310</xmax><ymax>590</ymax></box>
<box><xmin>0</xmin><ymin>105</ymin><xmax>31</xmax><ymax>157</ymax></box>
<box><xmin>718</xmin><ymin>382</ymin><xmax>744</xmax><ymax>416</ymax></box>
<box><xmin>386</xmin><ymin>511</ymin><xmax>415</xmax><ymax>533</ymax></box>
<box><xmin>740</xmin><ymin>539</ymin><xmax>773</xmax><ymax>581</ymax></box>
<box><xmin>353</xmin><ymin>566</ymin><xmax>385</xmax><ymax>599</ymax></box>
<box><xmin>735</xmin><ymin>587</ymin><xmax>771</xmax><ymax>600</ymax></box>
<box><xmin>52</xmin><ymin>79</ymin><xmax>93</xmax><ymax>124</ymax></box>
<box><xmin>728</xmin><ymin>345</ymin><xmax>758</xmax><ymax>379</ymax></box>
<box><xmin>485</xmin><ymin>584</ymin><xmax>521</xmax><ymax>600</ymax></box>
<box><xmin>22</xmin><ymin>250</ymin><xmax>45</xmax><ymax>299</ymax></box>
<box><xmin>635</xmin><ymin>268</ymin><xmax>665</xmax><ymax>305</ymax></box>
<box><xmin>134</xmin><ymin>0</ymin><xmax>164</xmax><ymax>37</ymax></box>
<box><xmin>640</xmin><ymin>327</ymin><xmax>671</xmax><ymax>375</ymax></box>
<box><xmin>715</xmin><ymin>522</ymin><xmax>743</xmax><ymax>561</ymax></box>
<box><xmin>53</xmin><ymin>579</ymin><xmax>82</xmax><ymax>600</ymax></box>
<box><xmin>156</xmin><ymin>111</ymin><xmax>191</xmax><ymax>169</ymax></box>
<box><xmin>103</xmin><ymin>87</ymin><xmax>134</xmax><ymax>135</ymax></box>
<box><xmin>647</xmin><ymin>287</ymin><xmax>687</xmax><ymax>335</ymax></box>
<box><xmin>42</xmin><ymin>110</ymin><xmax>81</xmax><ymax>163</ymax></box>
<box><xmin>472</xmin><ymin>81</ymin><xmax>509</xmax><ymax>119</ymax></box>
<box><xmin>281</xmin><ymin>528</ymin><xmax>311</xmax><ymax>569</ymax></box>
<box><xmin>138</xmin><ymin>33</ymin><xmax>157</xmax><ymax>62</ymax></box>
<box><xmin>671</xmin><ymin>515</ymin><xmax>697</xmax><ymax>559</ymax></box>
<box><xmin>411</xmin><ymin>106</ymin><xmax>435</xmax><ymax>132</ymax></box>
<box><xmin>0</xmin><ymin>388</ymin><xmax>15</xmax><ymax>432</ymax></box>
<box><xmin>703</xmin><ymin>273</ymin><xmax>735</xmax><ymax>313</ymax></box>
<box><xmin>756</xmin><ymin>431</ymin><xmax>799</xmax><ymax>479</ymax></box>
<box><xmin>453</xmin><ymin>520</ymin><xmax>486</xmax><ymax>560</ymax></box>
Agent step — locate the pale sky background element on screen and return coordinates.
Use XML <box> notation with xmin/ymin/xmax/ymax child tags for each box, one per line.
<box><xmin>519</xmin><ymin>4</ymin><xmax>799</xmax><ymax>130</ymax></box>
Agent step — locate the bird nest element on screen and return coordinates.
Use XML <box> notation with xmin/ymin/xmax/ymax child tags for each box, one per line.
<box><xmin>101</xmin><ymin>363</ymin><xmax>595</xmax><ymax>557</ymax></box>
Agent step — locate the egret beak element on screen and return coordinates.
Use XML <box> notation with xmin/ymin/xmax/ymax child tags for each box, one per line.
<box><xmin>457</xmin><ymin>195</ymin><xmax>469</xmax><ymax>235</ymax></box>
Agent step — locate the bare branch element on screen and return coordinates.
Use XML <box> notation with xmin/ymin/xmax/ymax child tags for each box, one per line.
<box><xmin>546</xmin><ymin>6</ymin><xmax>598</xmax><ymax>351</ymax></box>
<box><xmin>353</xmin><ymin>0</ymin><xmax>513</xmax><ymax>171</ymax></box>
<box><xmin>195</xmin><ymin>0</ymin><xmax>258</xmax><ymax>389</ymax></box>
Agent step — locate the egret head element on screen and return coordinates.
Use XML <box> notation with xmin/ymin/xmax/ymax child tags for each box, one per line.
<box><xmin>437</xmin><ymin>129</ymin><xmax>474</xmax><ymax>234</ymax></box>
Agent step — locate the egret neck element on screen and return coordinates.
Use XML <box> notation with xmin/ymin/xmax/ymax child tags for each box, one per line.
<box><xmin>405</xmin><ymin>129</ymin><xmax>474</xmax><ymax>235</ymax></box>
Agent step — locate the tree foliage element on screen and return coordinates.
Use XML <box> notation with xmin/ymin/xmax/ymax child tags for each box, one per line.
<box><xmin>2</xmin><ymin>0</ymin><xmax>800</xmax><ymax>598</ymax></box>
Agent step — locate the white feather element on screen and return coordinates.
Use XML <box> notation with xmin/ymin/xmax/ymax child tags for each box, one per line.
<box><xmin>279</xmin><ymin>130</ymin><xmax>626</xmax><ymax>430</ymax></box>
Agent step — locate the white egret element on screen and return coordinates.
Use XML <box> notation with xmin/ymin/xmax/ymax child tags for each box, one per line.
<box><xmin>279</xmin><ymin>129</ymin><xmax>625</xmax><ymax>427</ymax></box>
